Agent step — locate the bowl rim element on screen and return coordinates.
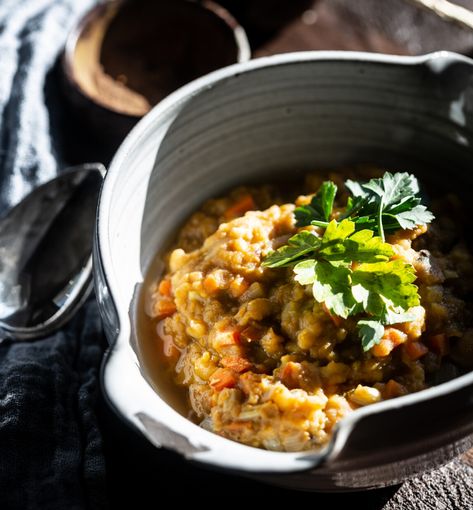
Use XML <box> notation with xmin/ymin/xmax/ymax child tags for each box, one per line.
<box><xmin>97</xmin><ymin>49</ymin><xmax>473</xmax><ymax>473</ymax></box>
<box><xmin>62</xmin><ymin>0</ymin><xmax>251</xmax><ymax>119</ymax></box>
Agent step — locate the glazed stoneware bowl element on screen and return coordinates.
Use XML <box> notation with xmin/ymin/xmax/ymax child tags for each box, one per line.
<box><xmin>95</xmin><ymin>51</ymin><xmax>473</xmax><ymax>491</ymax></box>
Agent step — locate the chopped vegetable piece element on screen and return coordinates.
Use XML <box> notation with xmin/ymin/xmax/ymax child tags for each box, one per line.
<box><xmin>209</xmin><ymin>368</ymin><xmax>238</xmax><ymax>391</ymax></box>
<box><xmin>154</xmin><ymin>300</ymin><xmax>177</xmax><ymax>319</ymax></box>
<box><xmin>224</xmin><ymin>194</ymin><xmax>256</xmax><ymax>220</ymax></box>
<box><xmin>405</xmin><ymin>341</ymin><xmax>429</xmax><ymax>360</ymax></box>
<box><xmin>384</xmin><ymin>379</ymin><xmax>407</xmax><ymax>399</ymax></box>
<box><xmin>158</xmin><ymin>279</ymin><xmax>172</xmax><ymax>296</ymax></box>
<box><xmin>221</xmin><ymin>356</ymin><xmax>252</xmax><ymax>373</ymax></box>
<box><xmin>428</xmin><ymin>333</ymin><xmax>449</xmax><ymax>357</ymax></box>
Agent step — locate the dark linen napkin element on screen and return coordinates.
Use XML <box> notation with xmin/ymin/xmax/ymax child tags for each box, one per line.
<box><xmin>0</xmin><ymin>1</ymin><xmax>106</xmax><ymax>509</ymax></box>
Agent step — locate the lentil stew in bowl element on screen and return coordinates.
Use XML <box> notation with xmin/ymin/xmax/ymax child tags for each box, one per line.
<box><xmin>141</xmin><ymin>167</ymin><xmax>473</xmax><ymax>452</ymax></box>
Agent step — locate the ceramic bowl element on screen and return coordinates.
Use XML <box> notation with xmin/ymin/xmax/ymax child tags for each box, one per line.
<box><xmin>95</xmin><ymin>51</ymin><xmax>473</xmax><ymax>491</ymax></box>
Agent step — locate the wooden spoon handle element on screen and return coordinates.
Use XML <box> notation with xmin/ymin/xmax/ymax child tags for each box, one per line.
<box><xmin>408</xmin><ymin>0</ymin><xmax>473</xmax><ymax>31</ymax></box>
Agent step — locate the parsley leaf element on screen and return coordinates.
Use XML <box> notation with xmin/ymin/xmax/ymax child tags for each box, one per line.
<box><xmin>262</xmin><ymin>230</ymin><xmax>321</xmax><ymax>268</ymax></box>
<box><xmin>292</xmin><ymin>220</ymin><xmax>400</xmax><ymax>320</ymax></box>
<box><xmin>382</xmin><ymin>307</ymin><xmax>420</xmax><ymax>325</ymax></box>
<box><xmin>293</xmin><ymin>259</ymin><xmax>317</xmax><ymax>285</ymax></box>
<box><xmin>351</xmin><ymin>260</ymin><xmax>420</xmax><ymax>314</ymax></box>
<box><xmin>320</xmin><ymin>224</ymin><xmax>394</xmax><ymax>263</ymax></box>
<box><xmin>358</xmin><ymin>172</ymin><xmax>420</xmax><ymax>206</ymax></box>
<box><xmin>295</xmin><ymin>181</ymin><xmax>337</xmax><ymax>226</ymax></box>
<box><xmin>262</xmin><ymin>171</ymin><xmax>429</xmax><ymax>352</ymax></box>
<box><xmin>320</xmin><ymin>218</ymin><xmax>355</xmax><ymax>243</ymax></box>
<box><xmin>311</xmin><ymin>261</ymin><xmax>359</xmax><ymax>318</ymax></box>
<box><xmin>265</xmin><ymin>220</ymin><xmax>394</xmax><ymax>271</ymax></box>
<box><xmin>295</xmin><ymin>259</ymin><xmax>359</xmax><ymax>318</ymax></box>
<box><xmin>291</xmin><ymin>241</ymin><xmax>419</xmax><ymax>329</ymax></box>
<box><xmin>358</xmin><ymin>319</ymin><xmax>385</xmax><ymax>351</ymax></box>
<box><xmin>357</xmin><ymin>307</ymin><xmax>420</xmax><ymax>352</ymax></box>
<box><xmin>345</xmin><ymin>172</ymin><xmax>434</xmax><ymax>240</ymax></box>
<box><xmin>394</xmin><ymin>205</ymin><xmax>434</xmax><ymax>230</ymax></box>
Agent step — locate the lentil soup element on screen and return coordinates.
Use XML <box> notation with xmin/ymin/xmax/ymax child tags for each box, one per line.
<box><xmin>140</xmin><ymin>169</ymin><xmax>473</xmax><ymax>452</ymax></box>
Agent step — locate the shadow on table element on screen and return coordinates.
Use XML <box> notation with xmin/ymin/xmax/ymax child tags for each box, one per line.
<box><xmin>97</xmin><ymin>389</ymin><xmax>399</xmax><ymax>506</ymax></box>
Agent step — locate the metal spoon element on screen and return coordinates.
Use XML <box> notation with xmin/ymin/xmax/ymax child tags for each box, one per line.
<box><xmin>0</xmin><ymin>163</ymin><xmax>105</xmax><ymax>341</ymax></box>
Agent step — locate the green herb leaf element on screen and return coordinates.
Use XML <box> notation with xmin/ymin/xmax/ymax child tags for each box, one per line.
<box><xmin>295</xmin><ymin>181</ymin><xmax>337</xmax><ymax>226</ymax></box>
<box><xmin>293</xmin><ymin>259</ymin><xmax>317</xmax><ymax>285</ymax></box>
<box><xmin>262</xmin><ymin>171</ymin><xmax>429</xmax><ymax>352</ymax></box>
<box><xmin>357</xmin><ymin>307</ymin><xmax>421</xmax><ymax>352</ymax></box>
<box><xmin>310</xmin><ymin>260</ymin><xmax>358</xmax><ymax>319</ymax></box>
<box><xmin>358</xmin><ymin>319</ymin><xmax>385</xmax><ymax>351</ymax></box>
<box><xmin>360</xmin><ymin>172</ymin><xmax>420</xmax><ymax>206</ymax></box>
<box><xmin>262</xmin><ymin>231</ymin><xmax>321</xmax><ymax>268</ymax></box>
<box><xmin>351</xmin><ymin>259</ymin><xmax>420</xmax><ymax>313</ymax></box>
<box><xmin>394</xmin><ymin>205</ymin><xmax>435</xmax><ymax>230</ymax></box>
<box><xmin>382</xmin><ymin>307</ymin><xmax>419</xmax><ymax>325</ymax></box>
<box><xmin>320</xmin><ymin>218</ymin><xmax>355</xmax><ymax>244</ymax></box>
<box><xmin>341</xmin><ymin>195</ymin><xmax>368</xmax><ymax>220</ymax></box>
<box><xmin>345</xmin><ymin>172</ymin><xmax>434</xmax><ymax>237</ymax></box>
<box><xmin>320</xmin><ymin>223</ymin><xmax>394</xmax><ymax>263</ymax></box>
<box><xmin>295</xmin><ymin>220</ymin><xmax>396</xmax><ymax>319</ymax></box>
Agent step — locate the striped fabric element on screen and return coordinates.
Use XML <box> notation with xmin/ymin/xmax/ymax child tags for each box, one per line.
<box><xmin>0</xmin><ymin>0</ymin><xmax>96</xmax><ymax>213</ymax></box>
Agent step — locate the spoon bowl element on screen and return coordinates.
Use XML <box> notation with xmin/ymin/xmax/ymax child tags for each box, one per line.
<box><xmin>0</xmin><ymin>163</ymin><xmax>104</xmax><ymax>341</ymax></box>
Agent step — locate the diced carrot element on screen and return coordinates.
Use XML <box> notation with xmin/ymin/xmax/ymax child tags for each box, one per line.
<box><xmin>221</xmin><ymin>356</ymin><xmax>252</xmax><ymax>373</ymax></box>
<box><xmin>384</xmin><ymin>379</ymin><xmax>407</xmax><ymax>399</ymax></box>
<box><xmin>241</xmin><ymin>325</ymin><xmax>263</xmax><ymax>342</ymax></box>
<box><xmin>372</xmin><ymin>339</ymin><xmax>394</xmax><ymax>357</ymax></box>
<box><xmin>322</xmin><ymin>303</ymin><xmax>343</xmax><ymax>328</ymax></box>
<box><xmin>224</xmin><ymin>194</ymin><xmax>256</xmax><ymax>220</ymax></box>
<box><xmin>405</xmin><ymin>341</ymin><xmax>429</xmax><ymax>361</ymax></box>
<box><xmin>154</xmin><ymin>299</ymin><xmax>176</xmax><ymax>319</ymax></box>
<box><xmin>158</xmin><ymin>279</ymin><xmax>172</xmax><ymax>297</ymax></box>
<box><xmin>428</xmin><ymin>333</ymin><xmax>449</xmax><ymax>357</ymax></box>
<box><xmin>279</xmin><ymin>361</ymin><xmax>302</xmax><ymax>389</ymax></box>
<box><xmin>214</xmin><ymin>328</ymin><xmax>241</xmax><ymax>348</ymax></box>
<box><xmin>203</xmin><ymin>275</ymin><xmax>221</xmax><ymax>295</ymax></box>
<box><xmin>232</xmin><ymin>329</ymin><xmax>241</xmax><ymax>344</ymax></box>
<box><xmin>384</xmin><ymin>328</ymin><xmax>408</xmax><ymax>345</ymax></box>
<box><xmin>372</xmin><ymin>327</ymin><xmax>407</xmax><ymax>357</ymax></box>
<box><xmin>209</xmin><ymin>368</ymin><xmax>237</xmax><ymax>391</ymax></box>
<box><xmin>222</xmin><ymin>422</ymin><xmax>251</xmax><ymax>432</ymax></box>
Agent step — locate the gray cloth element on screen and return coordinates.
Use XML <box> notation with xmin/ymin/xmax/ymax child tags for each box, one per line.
<box><xmin>0</xmin><ymin>0</ymin><xmax>95</xmax><ymax>213</ymax></box>
<box><xmin>0</xmin><ymin>302</ymin><xmax>107</xmax><ymax>509</ymax></box>
<box><xmin>0</xmin><ymin>1</ymin><xmax>106</xmax><ymax>509</ymax></box>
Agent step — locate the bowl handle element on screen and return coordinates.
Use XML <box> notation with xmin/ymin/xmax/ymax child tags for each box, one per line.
<box><xmin>297</xmin><ymin>377</ymin><xmax>473</xmax><ymax>478</ymax></box>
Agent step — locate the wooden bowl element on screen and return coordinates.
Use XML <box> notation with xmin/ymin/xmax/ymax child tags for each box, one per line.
<box><xmin>61</xmin><ymin>0</ymin><xmax>250</xmax><ymax>161</ymax></box>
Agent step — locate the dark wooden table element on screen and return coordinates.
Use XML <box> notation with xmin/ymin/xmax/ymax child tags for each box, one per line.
<box><xmin>92</xmin><ymin>1</ymin><xmax>473</xmax><ymax>507</ymax></box>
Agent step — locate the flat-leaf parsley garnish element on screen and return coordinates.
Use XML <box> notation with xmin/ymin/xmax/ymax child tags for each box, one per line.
<box><xmin>262</xmin><ymin>171</ymin><xmax>433</xmax><ymax>351</ymax></box>
<box><xmin>295</xmin><ymin>180</ymin><xmax>337</xmax><ymax>227</ymax></box>
<box><xmin>294</xmin><ymin>172</ymin><xmax>434</xmax><ymax>241</ymax></box>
